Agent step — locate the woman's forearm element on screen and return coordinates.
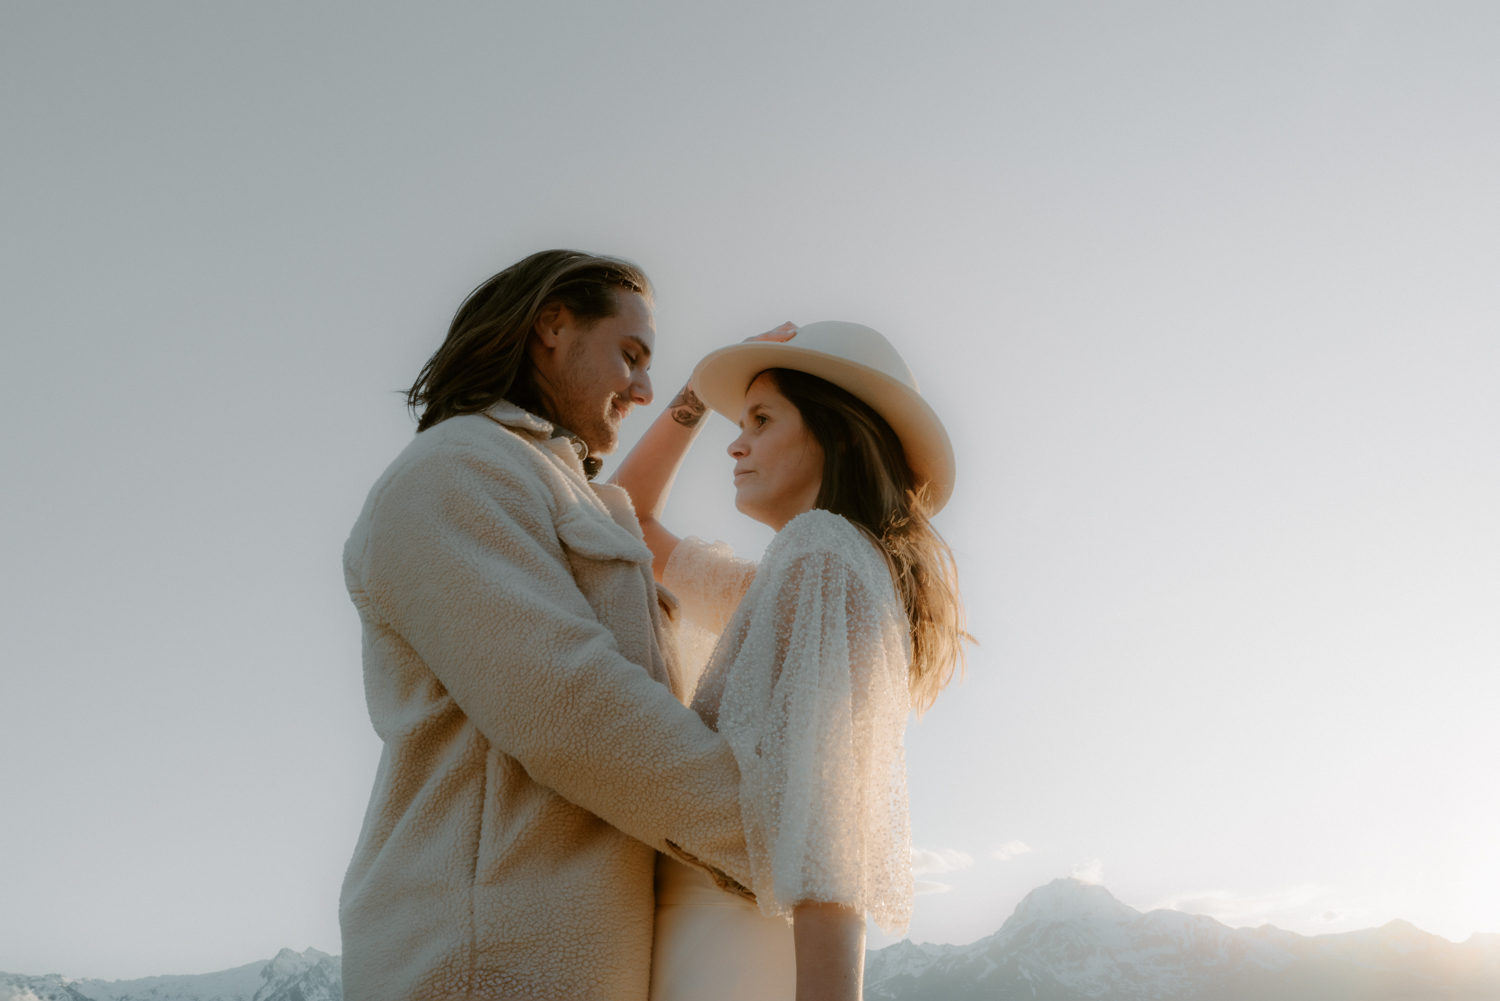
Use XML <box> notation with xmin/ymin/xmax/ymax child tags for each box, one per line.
<box><xmin>608</xmin><ymin>383</ymin><xmax>709</xmax><ymax>580</ymax></box>
<box><xmin>792</xmin><ymin>901</ymin><xmax>865</xmax><ymax>1001</ymax></box>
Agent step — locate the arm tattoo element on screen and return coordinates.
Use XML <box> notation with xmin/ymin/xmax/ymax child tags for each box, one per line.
<box><xmin>669</xmin><ymin>385</ymin><xmax>708</xmax><ymax>428</ymax></box>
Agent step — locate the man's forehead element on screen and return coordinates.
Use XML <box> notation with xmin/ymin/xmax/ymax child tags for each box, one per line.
<box><xmin>620</xmin><ymin>296</ymin><xmax>655</xmax><ymax>348</ymax></box>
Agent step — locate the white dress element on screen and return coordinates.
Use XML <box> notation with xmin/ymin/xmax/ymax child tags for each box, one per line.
<box><xmin>650</xmin><ymin>510</ymin><xmax>916</xmax><ymax>1001</ymax></box>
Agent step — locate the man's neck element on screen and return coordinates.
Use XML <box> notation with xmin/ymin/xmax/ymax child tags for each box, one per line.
<box><xmin>523</xmin><ymin>405</ymin><xmax>603</xmax><ymax>481</ymax></box>
<box><xmin>553</xmin><ymin>427</ymin><xmax>603</xmax><ymax>481</ymax></box>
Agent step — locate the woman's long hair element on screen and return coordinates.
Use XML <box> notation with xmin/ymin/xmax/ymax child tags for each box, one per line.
<box><xmin>764</xmin><ymin>368</ymin><xmax>969</xmax><ymax>713</ymax></box>
<box><xmin>407</xmin><ymin>250</ymin><xmax>652</xmax><ymax>432</ymax></box>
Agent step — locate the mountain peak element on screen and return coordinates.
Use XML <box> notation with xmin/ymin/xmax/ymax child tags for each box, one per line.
<box><xmin>260</xmin><ymin>947</ymin><xmax>336</xmax><ymax>985</ymax></box>
<box><xmin>865</xmin><ymin>882</ymin><xmax>1500</xmax><ymax>1001</ymax></box>
<box><xmin>864</xmin><ymin>882</ymin><xmax>1500</xmax><ymax>1001</ymax></box>
<box><xmin>1008</xmin><ymin>876</ymin><xmax>1139</xmax><ymax>925</ymax></box>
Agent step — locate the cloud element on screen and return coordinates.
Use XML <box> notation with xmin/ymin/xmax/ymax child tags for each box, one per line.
<box><xmin>991</xmin><ymin>840</ymin><xmax>1033</xmax><ymax>861</ymax></box>
<box><xmin>1152</xmin><ymin>884</ymin><xmax>1333</xmax><ymax>929</ymax></box>
<box><xmin>911</xmin><ymin>847</ymin><xmax>974</xmax><ymax>875</ymax></box>
<box><xmin>1151</xmin><ymin>885</ymin><xmax>1421</xmax><ymax>939</ymax></box>
<box><xmin>1070</xmin><ymin>858</ymin><xmax>1104</xmax><ymax>885</ymax></box>
<box><xmin>910</xmin><ymin>848</ymin><xmax>970</xmax><ymax>895</ymax></box>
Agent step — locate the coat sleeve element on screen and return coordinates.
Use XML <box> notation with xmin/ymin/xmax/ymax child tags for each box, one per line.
<box><xmin>352</xmin><ymin>439</ymin><xmax>750</xmax><ymax>886</ymax></box>
<box><xmin>715</xmin><ymin>544</ymin><xmax>916</xmax><ymax>933</ymax></box>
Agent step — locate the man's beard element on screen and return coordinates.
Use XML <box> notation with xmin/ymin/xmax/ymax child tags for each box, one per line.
<box><xmin>574</xmin><ymin>395</ymin><xmax>621</xmax><ymax>455</ymax></box>
<box><xmin>552</xmin><ymin>368</ymin><xmax>623</xmax><ymax>455</ymax></box>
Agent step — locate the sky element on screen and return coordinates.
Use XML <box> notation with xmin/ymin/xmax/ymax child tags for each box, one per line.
<box><xmin>2</xmin><ymin>0</ymin><xmax>1497</xmax><ymax>982</ymax></box>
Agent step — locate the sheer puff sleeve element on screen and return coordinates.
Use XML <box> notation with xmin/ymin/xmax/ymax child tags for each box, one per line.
<box><xmin>663</xmin><ymin>536</ymin><xmax>759</xmax><ymax>700</ymax></box>
<box><xmin>698</xmin><ymin>511</ymin><xmax>915</xmax><ymax>933</ymax></box>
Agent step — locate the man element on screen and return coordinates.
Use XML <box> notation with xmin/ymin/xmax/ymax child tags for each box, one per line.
<box><xmin>341</xmin><ymin>250</ymin><xmax>750</xmax><ymax>1000</ymax></box>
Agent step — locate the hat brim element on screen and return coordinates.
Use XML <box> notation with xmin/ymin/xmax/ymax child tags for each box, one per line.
<box><xmin>692</xmin><ymin>342</ymin><xmax>956</xmax><ymax>514</ymax></box>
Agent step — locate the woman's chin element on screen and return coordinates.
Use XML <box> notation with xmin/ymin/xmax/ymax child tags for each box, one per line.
<box><xmin>733</xmin><ymin>493</ymin><xmax>774</xmax><ymax>528</ymax></box>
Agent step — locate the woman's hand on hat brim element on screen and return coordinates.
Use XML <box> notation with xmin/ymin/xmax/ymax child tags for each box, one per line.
<box><xmin>743</xmin><ymin>321</ymin><xmax>798</xmax><ymax>344</ymax></box>
<box><xmin>686</xmin><ymin>322</ymin><xmax>797</xmax><ymax>396</ymax></box>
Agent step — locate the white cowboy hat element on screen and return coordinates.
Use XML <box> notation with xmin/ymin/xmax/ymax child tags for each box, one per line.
<box><xmin>691</xmin><ymin>321</ymin><xmax>956</xmax><ymax>513</ymax></box>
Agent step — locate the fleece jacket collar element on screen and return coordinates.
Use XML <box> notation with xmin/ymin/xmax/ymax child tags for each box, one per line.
<box><xmin>484</xmin><ymin>400</ymin><xmax>603</xmax><ymax>480</ymax></box>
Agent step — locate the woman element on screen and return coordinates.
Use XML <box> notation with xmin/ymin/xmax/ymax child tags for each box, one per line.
<box><xmin>611</xmin><ymin>321</ymin><xmax>966</xmax><ymax>1001</ymax></box>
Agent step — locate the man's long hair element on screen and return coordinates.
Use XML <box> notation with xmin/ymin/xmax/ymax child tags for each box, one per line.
<box><xmin>764</xmin><ymin>368</ymin><xmax>970</xmax><ymax>714</ymax></box>
<box><xmin>407</xmin><ymin>250</ymin><xmax>653</xmax><ymax>432</ymax></box>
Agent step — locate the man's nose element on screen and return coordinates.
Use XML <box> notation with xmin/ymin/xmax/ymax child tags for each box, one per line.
<box><xmin>631</xmin><ymin>371</ymin><xmax>653</xmax><ymax>407</ymax></box>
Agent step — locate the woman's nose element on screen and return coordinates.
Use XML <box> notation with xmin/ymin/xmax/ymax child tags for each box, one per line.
<box><xmin>727</xmin><ymin>434</ymin><xmax>748</xmax><ymax>458</ymax></box>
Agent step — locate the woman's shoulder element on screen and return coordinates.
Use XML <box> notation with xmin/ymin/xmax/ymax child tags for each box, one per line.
<box><xmin>774</xmin><ymin>508</ymin><xmax>863</xmax><ymax>548</ymax></box>
<box><xmin>763</xmin><ymin>509</ymin><xmax>888</xmax><ymax>579</ymax></box>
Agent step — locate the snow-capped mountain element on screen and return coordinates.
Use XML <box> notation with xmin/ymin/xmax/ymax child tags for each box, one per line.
<box><xmin>5</xmin><ymin>884</ymin><xmax>1498</xmax><ymax>1001</ymax></box>
<box><xmin>0</xmin><ymin>947</ymin><xmax>339</xmax><ymax>1001</ymax></box>
<box><xmin>863</xmin><ymin>877</ymin><xmax>1500</xmax><ymax>1000</ymax></box>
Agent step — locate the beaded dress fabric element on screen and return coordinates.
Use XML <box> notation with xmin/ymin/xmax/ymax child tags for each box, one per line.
<box><xmin>663</xmin><ymin>509</ymin><xmax>916</xmax><ymax>934</ymax></box>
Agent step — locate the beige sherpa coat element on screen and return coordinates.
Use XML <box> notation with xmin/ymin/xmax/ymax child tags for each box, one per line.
<box><xmin>341</xmin><ymin>402</ymin><xmax>750</xmax><ymax>1001</ymax></box>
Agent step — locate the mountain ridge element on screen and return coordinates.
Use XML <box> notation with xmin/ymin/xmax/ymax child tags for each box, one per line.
<box><xmin>864</xmin><ymin>878</ymin><xmax>1500</xmax><ymax>1000</ymax></box>
<box><xmin>5</xmin><ymin>881</ymin><xmax>1497</xmax><ymax>1000</ymax></box>
<box><xmin>0</xmin><ymin>948</ymin><xmax>338</xmax><ymax>1001</ymax></box>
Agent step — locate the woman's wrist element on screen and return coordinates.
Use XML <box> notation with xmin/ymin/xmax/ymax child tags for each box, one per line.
<box><xmin>667</xmin><ymin>383</ymin><xmax>708</xmax><ymax>429</ymax></box>
<box><xmin>793</xmin><ymin>901</ymin><xmax>865</xmax><ymax>1001</ymax></box>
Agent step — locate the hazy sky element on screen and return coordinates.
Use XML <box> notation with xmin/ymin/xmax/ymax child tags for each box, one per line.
<box><xmin>2</xmin><ymin>0</ymin><xmax>1497</xmax><ymax>981</ymax></box>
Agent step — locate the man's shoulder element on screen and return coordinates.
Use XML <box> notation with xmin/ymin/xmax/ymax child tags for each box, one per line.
<box><xmin>386</xmin><ymin>413</ymin><xmax>552</xmax><ymax>482</ymax></box>
<box><xmin>419</xmin><ymin>411</ymin><xmax>548</xmax><ymax>459</ymax></box>
<box><xmin>357</xmin><ymin>415</ymin><xmax>558</xmax><ymax>523</ymax></box>
<box><xmin>346</xmin><ymin>415</ymin><xmax>566</xmax><ymax>572</ymax></box>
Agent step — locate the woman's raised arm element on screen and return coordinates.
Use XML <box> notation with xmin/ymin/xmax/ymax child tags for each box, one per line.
<box><xmin>609</xmin><ymin>322</ymin><xmax>797</xmax><ymax>581</ymax></box>
<box><xmin>608</xmin><ymin>382</ymin><xmax>711</xmax><ymax>580</ymax></box>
